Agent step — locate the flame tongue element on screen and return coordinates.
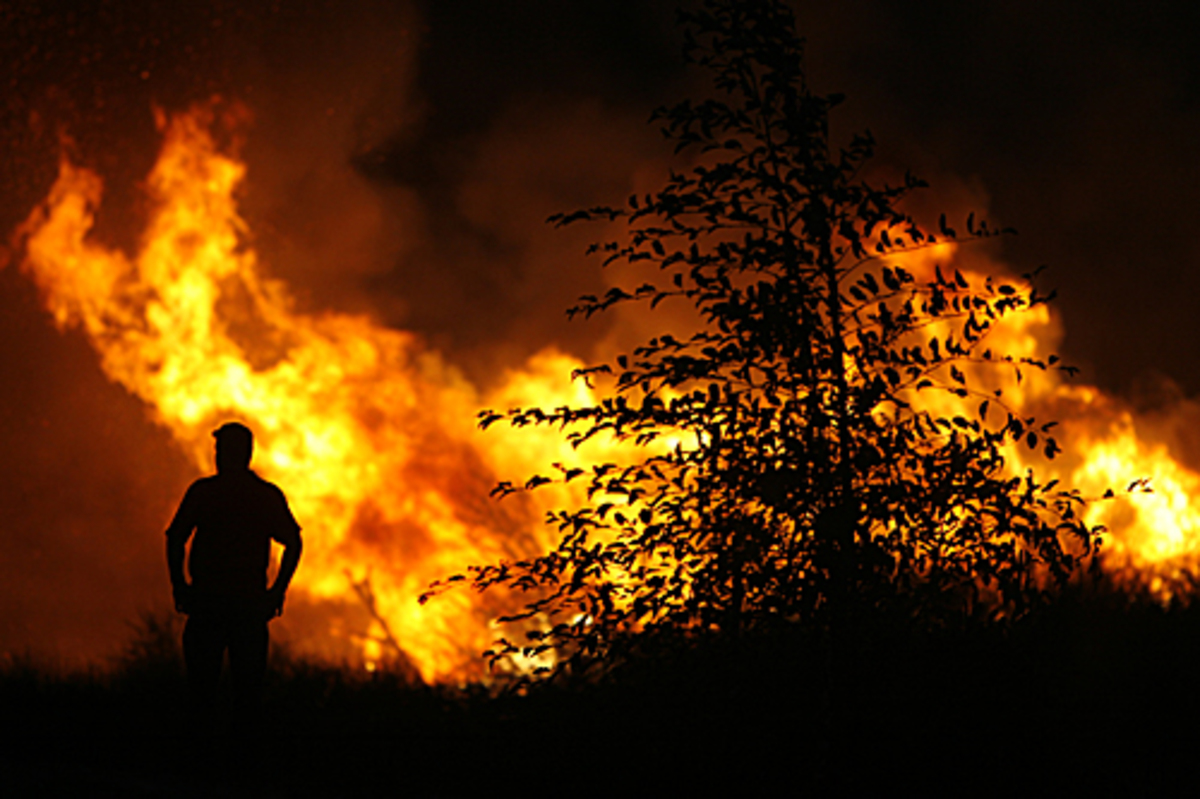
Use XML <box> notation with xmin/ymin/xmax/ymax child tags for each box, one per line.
<box><xmin>17</xmin><ymin>104</ymin><xmax>593</xmax><ymax>682</ymax></box>
<box><xmin>15</xmin><ymin>104</ymin><xmax>1200</xmax><ymax>679</ymax></box>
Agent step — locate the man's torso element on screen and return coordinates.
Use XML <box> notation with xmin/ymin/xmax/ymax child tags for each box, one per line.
<box><xmin>171</xmin><ymin>471</ymin><xmax>300</xmax><ymax>599</ymax></box>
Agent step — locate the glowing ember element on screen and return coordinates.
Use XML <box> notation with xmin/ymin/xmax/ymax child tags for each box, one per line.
<box><xmin>13</xmin><ymin>104</ymin><xmax>1200</xmax><ymax>681</ymax></box>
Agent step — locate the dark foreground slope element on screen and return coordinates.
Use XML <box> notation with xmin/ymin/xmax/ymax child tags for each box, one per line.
<box><xmin>3</xmin><ymin>594</ymin><xmax>1199</xmax><ymax>796</ymax></box>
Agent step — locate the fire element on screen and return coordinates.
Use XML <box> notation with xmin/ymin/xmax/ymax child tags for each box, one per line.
<box><xmin>892</xmin><ymin>245</ymin><xmax>1200</xmax><ymax>596</ymax></box>
<box><xmin>12</xmin><ymin>104</ymin><xmax>1200</xmax><ymax>681</ymax></box>
<box><xmin>1039</xmin><ymin>387</ymin><xmax>1200</xmax><ymax>598</ymax></box>
<box><xmin>14</xmin><ymin>104</ymin><xmax>617</xmax><ymax>683</ymax></box>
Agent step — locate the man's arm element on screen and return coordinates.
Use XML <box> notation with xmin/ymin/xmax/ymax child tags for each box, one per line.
<box><xmin>166</xmin><ymin>532</ymin><xmax>193</xmax><ymax>613</ymax></box>
<box><xmin>166</xmin><ymin>533</ymin><xmax>187</xmax><ymax>588</ymax></box>
<box><xmin>165</xmin><ymin>486</ymin><xmax>196</xmax><ymax>613</ymax></box>
<box><xmin>267</xmin><ymin>536</ymin><xmax>302</xmax><ymax>617</ymax></box>
<box><xmin>266</xmin><ymin>484</ymin><xmax>303</xmax><ymax>617</ymax></box>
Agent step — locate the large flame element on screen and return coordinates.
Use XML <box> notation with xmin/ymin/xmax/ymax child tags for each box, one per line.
<box><xmin>12</xmin><ymin>105</ymin><xmax>1200</xmax><ymax>681</ymax></box>
<box><xmin>14</xmin><ymin>105</ymin><xmax>624</xmax><ymax>683</ymax></box>
<box><xmin>889</xmin><ymin>244</ymin><xmax>1200</xmax><ymax>598</ymax></box>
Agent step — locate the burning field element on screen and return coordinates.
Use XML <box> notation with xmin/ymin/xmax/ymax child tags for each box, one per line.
<box><xmin>5</xmin><ymin>1</ymin><xmax>1200</xmax><ymax>691</ymax></box>
<box><xmin>12</xmin><ymin>103</ymin><xmax>628</xmax><ymax>683</ymax></box>
<box><xmin>5</xmin><ymin>98</ymin><xmax>1200</xmax><ymax>684</ymax></box>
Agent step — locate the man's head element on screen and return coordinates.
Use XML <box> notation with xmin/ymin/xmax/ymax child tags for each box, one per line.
<box><xmin>213</xmin><ymin>422</ymin><xmax>253</xmax><ymax>473</ymax></box>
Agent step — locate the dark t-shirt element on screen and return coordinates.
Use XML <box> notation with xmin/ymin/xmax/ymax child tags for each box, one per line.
<box><xmin>166</xmin><ymin>470</ymin><xmax>301</xmax><ymax>599</ymax></box>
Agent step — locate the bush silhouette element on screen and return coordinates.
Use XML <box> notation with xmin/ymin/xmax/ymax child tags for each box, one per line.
<box><xmin>430</xmin><ymin>0</ymin><xmax>1100</xmax><ymax>679</ymax></box>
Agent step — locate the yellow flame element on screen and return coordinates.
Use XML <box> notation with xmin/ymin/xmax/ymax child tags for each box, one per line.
<box><xmin>15</xmin><ymin>105</ymin><xmax>627</xmax><ymax>683</ymax></box>
<box><xmin>16</xmin><ymin>103</ymin><xmax>1200</xmax><ymax>686</ymax></box>
<box><xmin>890</xmin><ymin>246</ymin><xmax>1200</xmax><ymax>594</ymax></box>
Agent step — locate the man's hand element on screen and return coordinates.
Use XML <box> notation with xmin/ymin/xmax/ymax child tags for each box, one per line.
<box><xmin>172</xmin><ymin>582</ymin><xmax>194</xmax><ymax>615</ymax></box>
<box><xmin>266</xmin><ymin>584</ymin><xmax>287</xmax><ymax>619</ymax></box>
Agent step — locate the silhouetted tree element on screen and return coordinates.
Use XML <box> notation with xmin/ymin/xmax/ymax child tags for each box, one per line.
<box><xmin>428</xmin><ymin>0</ymin><xmax>1099</xmax><ymax>678</ymax></box>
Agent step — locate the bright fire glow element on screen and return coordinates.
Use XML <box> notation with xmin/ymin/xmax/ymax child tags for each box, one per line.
<box><xmin>13</xmin><ymin>105</ymin><xmax>1200</xmax><ymax>680</ymax></box>
<box><xmin>14</xmin><ymin>105</ymin><xmax>626</xmax><ymax>683</ymax></box>
<box><xmin>889</xmin><ymin>245</ymin><xmax>1200</xmax><ymax>597</ymax></box>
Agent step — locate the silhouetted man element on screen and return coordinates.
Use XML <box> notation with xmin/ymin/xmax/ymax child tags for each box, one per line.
<box><xmin>166</xmin><ymin>422</ymin><xmax>302</xmax><ymax>714</ymax></box>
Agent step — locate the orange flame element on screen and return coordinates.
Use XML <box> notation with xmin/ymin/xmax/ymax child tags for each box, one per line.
<box><xmin>13</xmin><ymin>104</ymin><xmax>1200</xmax><ymax>681</ymax></box>
<box><xmin>890</xmin><ymin>245</ymin><xmax>1200</xmax><ymax>597</ymax></box>
<box><xmin>14</xmin><ymin>104</ymin><xmax>624</xmax><ymax>682</ymax></box>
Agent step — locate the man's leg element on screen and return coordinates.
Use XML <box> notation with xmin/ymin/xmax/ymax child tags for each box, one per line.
<box><xmin>182</xmin><ymin>614</ymin><xmax>226</xmax><ymax>716</ymax></box>
<box><xmin>228</xmin><ymin>615</ymin><xmax>269</xmax><ymax>716</ymax></box>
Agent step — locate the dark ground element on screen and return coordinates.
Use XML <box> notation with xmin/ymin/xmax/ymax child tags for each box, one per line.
<box><xmin>3</xmin><ymin>593</ymin><xmax>1199</xmax><ymax>797</ymax></box>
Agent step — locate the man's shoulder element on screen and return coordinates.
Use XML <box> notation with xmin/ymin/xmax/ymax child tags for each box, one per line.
<box><xmin>248</xmin><ymin>471</ymin><xmax>301</xmax><ymax>536</ymax></box>
<box><xmin>187</xmin><ymin>472</ymin><xmax>285</xmax><ymax>501</ymax></box>
<box><xmin>185</xmin><ymin>475</ymin><xmax>221</xmax><ymax>495</ymax></box>
<box><xmin>248</xmin><ymin>471</ymin><xmax>288</xmax><ymax>497</ymax></box>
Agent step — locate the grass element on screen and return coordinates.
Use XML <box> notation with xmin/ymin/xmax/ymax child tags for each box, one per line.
<box><xmin>3</xmin><ymin>590</ymin><xmax>1200</xmax><ymax>796</ymax></box>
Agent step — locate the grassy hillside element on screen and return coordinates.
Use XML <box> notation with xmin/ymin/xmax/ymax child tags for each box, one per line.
<box><xmin>3</xmin><ymin>591</ymin><xmax>1198</xmax><ymax>796</ymax></box>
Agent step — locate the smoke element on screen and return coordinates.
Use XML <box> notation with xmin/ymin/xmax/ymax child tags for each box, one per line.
<box><xmin>5</xmin><ymin>0</ymin><xmax>1200</xmax><ymax>664</ymax></box>
<box><xmin>790</xmin><ymin>0</ymin><xmax>1200</xmax><ymax>395</ymax></box>
<box><xmin>0</xmin><ymin>0</ymin><xmax>433</xmax><ymax>663</ymax></box>
<box><xmin>0</xmin><ymin>0</ymin><xmax>677</xmax><ymax>665</ymax></box>
<box><xmin>0</xmin><ymin>266</ymin><xmax>195</xmax><ymax>662</ymax></box>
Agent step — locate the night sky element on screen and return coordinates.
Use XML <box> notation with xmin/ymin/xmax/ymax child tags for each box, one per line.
<box><xmin>3</xmin><ymin>0</ymin><xmax>1199</xmax><ymax>662</ymax></box>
